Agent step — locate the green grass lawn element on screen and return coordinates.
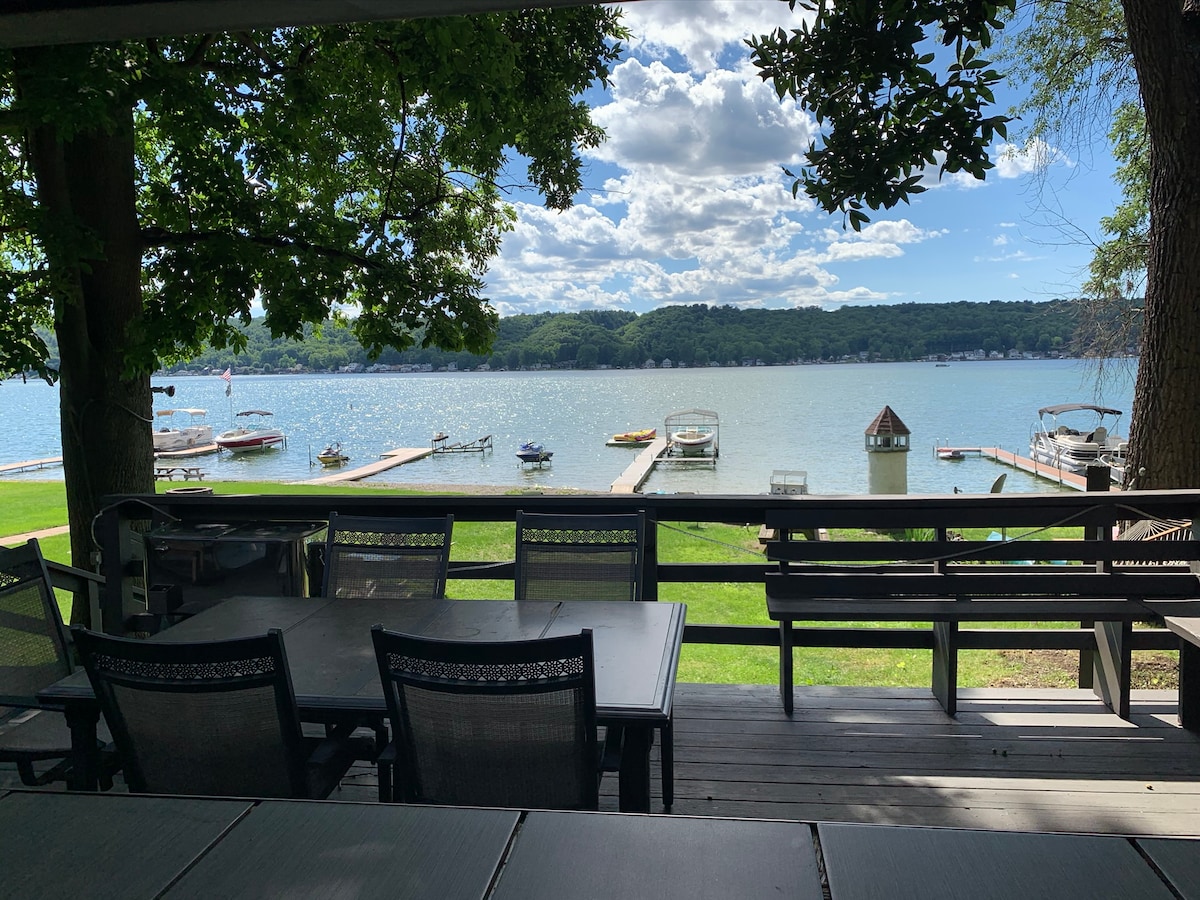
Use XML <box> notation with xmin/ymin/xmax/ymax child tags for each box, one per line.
<box><xmin>2</xmin><ymin>480</ymin><xmax>1172</xmax><ymax>690</ymax></box>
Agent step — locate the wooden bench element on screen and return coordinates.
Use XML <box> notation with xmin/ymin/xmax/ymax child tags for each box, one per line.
<box><xmin>764</xmin><ymin>506</ymin><xmax>1200</xmax><ymax>719</ymax></box>
<box><xmin>154</xmin><ymin>466</ymin><xmax>205</xmax><ymax>482</ymax></box>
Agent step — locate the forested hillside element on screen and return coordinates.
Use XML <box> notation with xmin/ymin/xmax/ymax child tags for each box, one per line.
<box><xmin>32</xmin><ymin>299</ymin><xmax>1127</xmax><ymax>375</ymax></box>
<box><xmin>166</xmin><ymin>299</ymin><xmax>1120</xmax><ymax>372</ymax></box>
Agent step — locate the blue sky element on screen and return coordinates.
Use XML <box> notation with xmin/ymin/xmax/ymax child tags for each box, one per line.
<box><xmin>482</xmin><ymin>0</ymin><xmax>1123</xmax><ymax>317</ymax></box>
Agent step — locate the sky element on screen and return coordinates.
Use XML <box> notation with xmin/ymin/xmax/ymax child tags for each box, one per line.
<box><xmin>482</xmin><ymin>0</ymin><xmax>1124</xmax><ymax>318</ymax></box>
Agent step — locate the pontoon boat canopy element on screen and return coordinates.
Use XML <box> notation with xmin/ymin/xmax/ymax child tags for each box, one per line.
<box><xmin>1037</xmin><ymin>404</ymin><xmax>1122</xmax><ymax>417</ymax></box>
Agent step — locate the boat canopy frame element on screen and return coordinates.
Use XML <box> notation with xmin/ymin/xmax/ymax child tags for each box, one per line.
<box><xmin>1037</xmin><ymin>403</ymin><xmax>1123</xmax><ymax>418</ymax></box>
<box><xmin>664</xmin><ymin>408</ymin><xmax>720</xmax><ymax>460</ymax></box>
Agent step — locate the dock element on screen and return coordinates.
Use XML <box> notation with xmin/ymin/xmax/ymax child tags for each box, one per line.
<box><xmin>939</xmin><ymin>446</ymin><xmax>1098</xmax><ymax>491</ymax></box>
<box><xmin>0</xmin><ymin>456</ymin><xmax>63</xmax><ymax>475</ymax></box>
<box><xmin>155</xmin><ymin>443</ymin><xmax>219</xmax><ymax>459</ymax></box>
<box><xmin>610</xmin><ymin>437</ymin><xmax>670</xmax><ymax>493</ymax></box>
<box><xmin>304</xmin><ymin>447</ymin><xmax>433</xmax><ymax>484</ymax></box>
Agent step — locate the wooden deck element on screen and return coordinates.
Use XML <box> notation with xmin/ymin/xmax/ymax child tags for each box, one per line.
<box><xmin>9</xmin><ymin>684</ymin><xmax>1198</xmax><ymax>834</ymax></box>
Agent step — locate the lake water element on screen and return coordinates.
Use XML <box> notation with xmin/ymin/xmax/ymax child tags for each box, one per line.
<box><xmin>0</xmin><ymin>359</ymin><xmax>1136</xmax><ymax>495</ymax></box>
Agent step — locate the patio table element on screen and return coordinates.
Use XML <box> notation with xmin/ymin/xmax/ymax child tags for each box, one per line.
<box><xmin>0</xmin><ymin>790</ymin><xmax>250</xmax><ymax>900</ymax></box>
<box><xmin>39</xmin><ymin>596</ymin><xmax>686</xmax><ymax>813</ymax></box>
<box><xmin>817</xmin><ymin>821</ymin><xmax>1177</xmax><ymax>900</ymax></box>
<box><xmin>5</xmin><ymin>789</ymin><xmax>1196</xmax><ymax>899</ymax></box>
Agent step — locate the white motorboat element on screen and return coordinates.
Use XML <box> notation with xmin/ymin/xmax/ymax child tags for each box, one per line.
<box><xmin>1029</xmin><ymin>404</ymin><xmax>1126</xmax><ymax>474</ymax></box>
<box><xmin>671</xmin><ymin>428</ymin><xmax>715</xmax><ymax>456</ymax></box>
<box><xmin>215</xmin><ymin>410</ymin><xmax>286</xmax><ymax>453</ymax></box>
<box><xmin>664</xmin><ymin>408</ymin><xmax>720</xmax><ymax>459</ymax></box>
<box><xmin>152</xmin><ymin>408</ymin><xmax>213</xmax><ymax>453</ymax></box>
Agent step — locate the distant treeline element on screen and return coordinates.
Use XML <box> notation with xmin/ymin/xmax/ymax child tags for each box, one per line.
<box><xmin>41</xmin><ymin>299</ymin><xmax>1136</xmax><ymax>374</ymax></box>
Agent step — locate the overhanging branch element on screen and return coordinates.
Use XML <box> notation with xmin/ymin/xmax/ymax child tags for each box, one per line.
<box><xmin>141</xmin><ymin>226</ymin><xmax>384</xmax><ymax>269</ymax></box>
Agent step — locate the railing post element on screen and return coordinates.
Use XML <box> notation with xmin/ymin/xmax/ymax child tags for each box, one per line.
<box><xmin>642</xmin><ymin>507</ymin><xmax>658</xmax><ymax>601</ymax></box>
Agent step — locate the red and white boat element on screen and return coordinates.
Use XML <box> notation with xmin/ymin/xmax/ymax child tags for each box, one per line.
<box><xmin>215</xmin><ymin>410</ymin><xmax>286</xmax><ymax>453</ymax></box>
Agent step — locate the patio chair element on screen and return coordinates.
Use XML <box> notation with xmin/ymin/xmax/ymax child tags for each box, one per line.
<box><xmin>514</xmin><ymin>511</ymin><xmax>645</xmax><ymax>602</ymax></box>
<box><xmin>72</xmin><ymin>626</ymin><xmax>364</xmax><ymax>798</ymax></box>
<box><xmin>514</xmin><ymin>510</ymin><xmax>673</xmax><ymax>808</ymax></box>
<box><xmin>322</xmin><ymin>513</ymin><xmax>454</xmax><ymax>600</ymax></box>
<box><xmin>0</xmin><ymin>539</ymin><xmax>114</xmax><ymax>789</ymax></box>
<box><xmin>372</xmin><ymin>625</ymin><xmax>602</xmax><ymax>810</ymax></box>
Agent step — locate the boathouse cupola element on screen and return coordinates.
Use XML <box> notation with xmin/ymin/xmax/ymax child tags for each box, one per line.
<box><xmin>865</xmin><ymin>406</ymin><xmax>911</xmax><ymax>494</ymax></box>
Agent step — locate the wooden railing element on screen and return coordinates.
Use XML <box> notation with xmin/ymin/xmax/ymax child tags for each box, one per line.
<box><xmin>94</xmin><ymin>488</ymin><xmax>1200</xmax><ymax>631</ymax></box>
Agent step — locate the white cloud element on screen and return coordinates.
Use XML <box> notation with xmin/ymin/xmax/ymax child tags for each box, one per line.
<box><xmin>620</xmin><ymin>0</ymin><xmax>801</xmax><ymax>74</ymax></box>
<box><xmin>480</xmin><ymin>0</ymin><xmax>1109</xmax><ymax>317</ymax></box>
<box><xmin>994</xmin><ymin>139</ymin><xmax>1071</xmax><ymax>178</ymax></box>
<box><xmin>589</xmin><ymin>58</ymin><xmax>814</xmax><ymax>176</ymax></box>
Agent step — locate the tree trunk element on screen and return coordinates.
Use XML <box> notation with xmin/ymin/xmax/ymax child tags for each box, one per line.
<box><xmin>15</xmin><ymin>47</ymin><xmax>154</xmax><ymax>625</ymax></box>
<box><xmin>1121</xmin><ymin>2</ymin><xmax>1200</xmax><ymax>489</ymax></box>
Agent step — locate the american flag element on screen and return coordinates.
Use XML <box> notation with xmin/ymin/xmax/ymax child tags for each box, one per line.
<box><xmin>220</xmin><ymin>368</ymin><xmax>232</xmax><ymax>383</ymax></box>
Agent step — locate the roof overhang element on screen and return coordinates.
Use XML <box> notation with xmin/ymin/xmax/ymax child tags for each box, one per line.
<box><xmin>0</xmin><ymin>0</ymin><xmax>623</xmax><ymax>49</ymax></box>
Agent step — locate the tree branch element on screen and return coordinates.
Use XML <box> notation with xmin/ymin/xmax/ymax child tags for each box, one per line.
<box><xmin>141</xmin><ymin>226</ymin><xmax>384</xmax><ymax>270</ymax></box>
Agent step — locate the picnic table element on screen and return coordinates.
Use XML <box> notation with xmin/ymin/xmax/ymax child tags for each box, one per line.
<box><xmin>153</xmin><ymin>465</ymin><xmax>206</xmax><ymax>481</ymax></box>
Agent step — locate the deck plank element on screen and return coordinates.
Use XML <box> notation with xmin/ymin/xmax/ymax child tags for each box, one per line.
<box><xmin>6</xmin><ymin>683</ymin><xmax>1199</xmax><ymax>835</ymax></box>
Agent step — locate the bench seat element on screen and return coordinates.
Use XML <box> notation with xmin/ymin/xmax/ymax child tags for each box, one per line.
<box><xmin>764</xmin><ymin>506</ymin><xmax>1200</xmax><ymax>721</ymax></box>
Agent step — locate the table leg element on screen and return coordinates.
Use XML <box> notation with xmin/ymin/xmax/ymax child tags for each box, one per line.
<box><xmin>618</xmin><ymin>724</ymin><xmax>653</xmax><ymax>813</ymax></box>
<box><xmin>1180</xmin><ymin>641</ymin><xmax>1200</xmax><ymax>731</ymax></box>
<box><xmin>63</xmin><ymin>700</ymin><xmax>102</xmax><ymax>791</ymax></box>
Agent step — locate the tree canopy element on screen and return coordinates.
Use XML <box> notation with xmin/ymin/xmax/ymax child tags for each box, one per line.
<box><xmin>0</xmin><ymin>10</ymin><xmax>625</xmax><ymax>618</ymax></box>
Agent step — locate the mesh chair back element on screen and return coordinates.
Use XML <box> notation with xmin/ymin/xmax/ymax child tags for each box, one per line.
<box><xmin>72</xmin><ymin>627</ymin><xmax>309</xmax><ymax>798</ymax></box>
<box><xmin>323</xmin><ymin>514</ymin><xmax>453</xmax><ymax>600</ymax></box>
<box><xmin>373</xmin><ymin>626</ymin><xmax>600</xmax><ymax>810</ymax></box>
<box><xmin>0</xmin><ymin>539</ymin><xmax>72</xmax><ymax>707</ymax></box>
<box><xmin>514</xmin><ymin>511</ymin><xmax>644</xmax><ymax>602</ymax></box>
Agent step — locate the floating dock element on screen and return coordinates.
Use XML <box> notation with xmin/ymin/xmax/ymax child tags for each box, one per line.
<box><xmin>0</xmin><ymin>456</ymin><xmax>63</xmax><ymax>475</ymax></box>
<box><xmin>304</xmin><ymin>447</ymin><xmax>433</xmax><ymax>484</ymax></box>
<box><xmin>155</xmin><ymin>443</ymin><xmax>219</xmax><ymax>459</ymax></box>
<box><xmin>938</xmin><ymin>446</ymin><xmax>1100</xmax><ymax>491</ymax></box>
<box><xmin>610</xmin><ymin>437</ymin><xmax>670</xmax><ymax>493</ymax></box>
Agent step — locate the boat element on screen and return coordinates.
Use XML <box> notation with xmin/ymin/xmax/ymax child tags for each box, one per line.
<box><xmin>316</xmin><ymin>442</ymin><xmax>349</xmax><ymax>466</ymax></box>
<box><xmin>215</xmin><ymin>410</ymin><xmax>286</xmax><ymax>453</ymax></box>
<box><xmin>936</xmin><ymin>447</ymin><xmax>965</xmax><ymax>461</ymax></box>
<box><xmin>516</xmin><ymin>441</ymin><xmax>553</xmax><ymax>463</ymax></box>
<box><xmin>1099</xmin><ymin>443</ymin><xmax>1129</xmax><ymax>483</ymax></box>
<box><xmin>769</xmin><ymin>470</ymin><xmax>808</xmax><ymax>495</ymax></box>
<box><xmin>152</xmin><ymin>408</ymin><xmax>213</xmax><ymax>453</ymax></box>
<box><xmin>611</xmin><ymin>427</ymin><xmax>657</xmax><ymax>444</ymax></box>
<box><xmin>664</xmin><ymin>409</ymin><xmax>720</xmax><ymax>459</ymax></box>
<box><xmin>671</xmin><ymin>427</ymin><xmax>715</xmax><ymax>456</ymax></box>
<box><xmin>1029</xmin><ymin>403</ymin><xmax>1126</xmax><ymax>474</ymax></box>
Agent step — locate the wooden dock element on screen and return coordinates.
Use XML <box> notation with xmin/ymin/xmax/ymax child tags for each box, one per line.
<box><xmin>304</xmin><ymin>447</ymin><xmax>433</xmax><ymax>484</ymax></box>
<box><xmin>155</xmin><ymin>443</ymin><xmax>219</xmax><ymax>459</ymax></box>
<box><xmin>610</xmin><ymin>437</ymin><xmax>669</xmax><ymax>493</ymax></box>
<box><xmin>0</xmin><ymin>456</ymin><xmax>63</xmax><ymax>475</ymax></box>
<box><xmin>940</xmin><ymin>447</ymin><xmax>1098</xmax><ymax>491</ymax></box>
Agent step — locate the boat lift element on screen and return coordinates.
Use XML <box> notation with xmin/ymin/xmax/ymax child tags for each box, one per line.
<box><xmin>662</xmin><ymin>409</ymin><xmax>719</xmax><ymax>463</ymax></box>
<box><xmin>431</xmin><ymin>433</ymin><xmax>493</xmax><ymax>453</ymax></box>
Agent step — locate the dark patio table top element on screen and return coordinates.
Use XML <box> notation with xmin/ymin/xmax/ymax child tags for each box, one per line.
<box><xmin>39</xmin><ymin>596</ymin><xmax>686</xmax><ymax>812</ymax></box>
<box><xmin>4</xmin><ymin>788</ymin><xmax>1198</xmax><ymax>899</ymax></box>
